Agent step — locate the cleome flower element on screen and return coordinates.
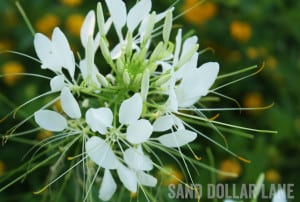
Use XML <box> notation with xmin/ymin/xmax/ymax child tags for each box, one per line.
<box><xmin>25</xmin><ymin>0</ymin><xmax>224</xmax><ymax>200</ymax></box>
<box><xmin>34</xmin><ymin>27</ymin><xmax>76</xmax><ymax>86</ymax></box>
<box><xmin>85</xmin><ymin>93</ymin><xmax>156</xmax><ymax>200</ymax></box>
<box><xmin>0</xmin><ymin>0</ymin><xmax>276</xmax><ymax>201</ymax></box>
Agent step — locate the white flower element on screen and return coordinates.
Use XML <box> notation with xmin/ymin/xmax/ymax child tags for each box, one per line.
<box><xmin>85</xmin><ymin>93</ymin><xmax>157</xmax><ymax>200</ymax></box>
<box><xmin>85</xmin><ymin>93</ymin><xmax>153</xmax><ymax>144</ymax></box>
<box><xmin>175</xmin><ymin>62</ymin><xmax>219</xmax><ymax>107</ymax></box>
<box><xmin>105</xmin><ymin>0</ymin><xmax>152</xmax><ymax>59</ymax></box>
<box><xmin>19</xmin><ymin>0</ymin><xmax>257</xmax><ymax>201</ymax></box>
<box><xmin>104</xmin><ymin>0</ymin><xmax>172</xmax><ymax>59</ymax></box>
<box><xmin>34</xmin><ymin>27</ymin><xmax>75</xmax><ymax>80</ymax></box>
<box><xmin>161</xmin><ymin>29</ymin><xmax>219</xmax><ymax>110</ymax></box>
<box><xmin>153</xmin><ymin>114</ymin><xmax>197</xmax><ymax>147</ymax></box>
<box><xmin>34</xmin><ymin>87</ymin><xmax>81</xmax><ymax>131</ymax></box>
<box><xmin>105</xmin><ymin>0</ymin><xmax>151</xmax><ymax>40</ymax></box>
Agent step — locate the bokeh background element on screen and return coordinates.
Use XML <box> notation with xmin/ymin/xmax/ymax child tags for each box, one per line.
<box><xmin>0</xmin><ymin>0</ymin><xmax>299</xmax><ymax>201</ymax></box>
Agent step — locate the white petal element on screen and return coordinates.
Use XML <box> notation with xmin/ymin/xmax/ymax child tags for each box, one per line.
<box><xmin>155</xmin><ymin>7</ymin><xmax>174</xmax><ymax>23</ymax></box>
<box><xmin>127</xmin><ymin>0</ymin><xmax>151</xmax><ymax>32</ymax></box>
<box><xmin>139</xmin><ymin>8</ymin><xmax>173</xmax><ymax>38</ymax></box>
<box><xmin>50</xmin><ymin>75</ymin><xmax>65</xmax><ymax>92</ymax></box>
<box><xmin>79</xmin><ymin>59</ymin><xmax>101</xmax><ymax>88</ymax></box>
<box><xmin>104</xmin><ymin>17</ymin><xmax>113</xmax><ymax>34</ymax></box>
<box><xmin>138</xmin><ymin>15</ymin><xmax>149</xmax><ymax>40</ymax></box>
<box><xmin>141</xmin><ymin>69</ymin><xmax>150</xmax><ymax>101</ymax></box>
<box><xmin>166</xmin><ymin>88</ymin><xmax>178</xmax><ymax>112</ymax></box>
<box><xmin>194</xmin><ymin>62</ymin><xmax>219</xmax><ymax>95</ymax></box>
<box><xmin>85</xmin><ymin>136</ymin><xmax>118</xmax><ymax>169</ymax></box>
<box><xmin>34</xmin><ymin>33</ymin><xmax>60</xmax><ymax>71</ymax></box>
<box><xmin>159</xmin><ymin>61</ymin><xmax>172</xmax><ymax>73</ymax></box>
<box><xmin>93</xmin><ymin>33</ymin><xmax>101</xmax><ymax>52</ymax></box>
<box><xmin>99</xmin><ymin>169</ymin><xmax>117</xmax><ymax>201</ymax></box>
<box><xmin>52</xmin><ymin>28</ymin><xmax>75</xmax><ymax>79</ymax></box>
<box><xmin>124</xmin><ymin>147</ymin><xmax>153</xmax><ymax>171</ymax></box>
<box><xmin>60</xmin><ymin>87</ymin><xmax>81</xmax><ymax>119</ymax></box>
<box><xmin>105</xmin><ymin>0</ymin><xmax>126</xmax><ymax>37</ymax></box>
<box><xmin>173</xmin><ymin>116</ymin><xmax>185</xmax><ymax>130</ymax></box>
<box><xmin>80</xmin><ymin>10</ymin><xmax>95</xmax><ymax>48</ymax></box>
<box><xmin>173</xmin><ymin>29</ymin><xmax>182</xmax><ymax>64</ymax></box>
<box><xmin>119</xmin><ymin>93</ymin><xmax>143</xmax><ymax>125</ymax></box>
<box><xmin>136</xmin><ymin>171</ymin><xmax>157</xmax><ymax>187</ymax></box>
<box><xmin>110</xmin><ymin>43</ymin><xmax>122</xmax><ymax>60</ymax></box>
<box><xmin>176</xmin><ymin>62</ymin><xmax>219</xmax><ymax>107</ymax></box>
<box><xmin>117</xmin><ymin>163</ymin><xmax>137</xmax><ymax>192</ymax></box>
<box><xmin>85</xmin><ymin>108</ymin><xmax>113</xmax><ymax>134</ymax></box>
<box><xmin>126</xmin><ymin>119</ymin><xmax>152</xmax><ymax>144</ymax></box>
<box><xmin>272</xmin><ymin>189</ymin><xmax>287</xmax><ymax>202</ymax></box>
<box><xmin>157</xmin><ymin>130</ymin><xmax>197</xmax><ymax>147</ymax></box>
<box><xmin>153</xmin><ymin>115</ymin><xmax>174</xmax><ymax>132</ymax></box>
<box><xmin>175</xmin><ymin>53</ymin><xmax>198</xmax><ymax>80</ymax></box>
<box><xmin>181</xmin><ymin>36</ymin><xmax>198</xmax><ymax>57</ymax></box>
<box><xmin>34</xmin><ymin>110</ymin><xmax>67</xmax><ymax>132</ymax></box>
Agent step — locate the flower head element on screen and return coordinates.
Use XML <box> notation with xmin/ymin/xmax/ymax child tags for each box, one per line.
<box><xmin>1</xmin><ymin>0</ymin><xmax>275</xmax><ymax>201</ymax></box>
<box><xmin>31</xmin><ymin>1</ymin><xmax>220</xmax><ymax>199</ymax></box>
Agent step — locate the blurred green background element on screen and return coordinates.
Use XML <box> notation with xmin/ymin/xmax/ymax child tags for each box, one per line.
<box><xmin>0</xmin><ymin>0</ymin><xmax>299</xmax><ymax>201</ymax></box>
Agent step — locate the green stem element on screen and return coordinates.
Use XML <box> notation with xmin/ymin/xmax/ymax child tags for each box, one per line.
<box><xmin>217</xmin><ymin>65</ymin><xmax>258</xmax><ymax>79</ymax></box>
<box><xmin>0</xmin><ymin>152</ymin><xmax>60</xmax><ymax>192</ymax></box>
<box><xmin>15</xmin><ymin>1</ymin><xmax>35</xmax><ymax>36</ymax></box>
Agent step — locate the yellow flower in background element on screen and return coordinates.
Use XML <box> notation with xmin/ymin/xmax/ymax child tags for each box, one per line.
<box><xmin>243</xmin><ymin>92</ymin><xmax>263</xmax><ymax>108</ymax></box>
<box><xmin>218</xmin><ymin>158</ymin><xmax>241</xmax><ymax>180</ymax></box>
<box><xmin>1</xmin><ymin>61</ymin><xmax>25</xmax><ymax>86</ymax></box>
<box><xmin>228</xmin><ymin>50</ymin><xmax>242</xmax><ymax>63</ymax></box>
<box><xmin>266</xmin><ymin>56</ymin><xmax>278</xmax><ymax>69</ymax></box>
<box><xmin>0</xmin><ymin>39</ymin><xmax>13</xmax><ymax>51</ymax></box>
<box><xmin>35</xmin><ymin>14</ymin><xmax>60</xmax><ymax>36</ymax></box>
<box><xmin>246</xmin><ymin>47</ymin><xmax>259</xmax><ymax>59</ymax></box>
<box><xmin>59</xmin><ymin>0</ymin><xmax>82</xmax><ymax>7</ymax></box>
<box><xmin>157</xmin><ymin>165</ymin><xmax>183</xmax><ymax>186</ymax></box>
<box><xmin>4</xmin><ymin>9</ymin><xmax>18</xmax><ymax>28</ymax></box>
<box><xmin>182</xmin><ymin>0</ymin><xmax>217</xmax><ymax>25</ymax></box>
<box><xmin>0</xmin><ymin>161</ymin><xmax>5</xmax><ymax>176</ymax></box>
<box><xmin>265</xmin><ymin>169</ymin><xmax>281</xmax><ymax>183</ymax></box>
<box><xmin>230</xmin><ymin>21</ymin><xmax>252</xmax><ymax>42</ymax></box>
<box><xmin>65</xmin><ymin>14</ymin><xmax>85</xmax><ymax>37</ymax></box>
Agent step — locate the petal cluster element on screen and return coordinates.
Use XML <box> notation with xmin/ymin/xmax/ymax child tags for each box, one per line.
<box><xmin>31</xmin><ymin>0</ymin><xmax>222</xmax><ymax>201</ymax></box>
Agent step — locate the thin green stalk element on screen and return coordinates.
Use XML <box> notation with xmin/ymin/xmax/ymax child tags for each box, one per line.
<box><xmin>148</xmin><ymin>141</ymin><xmax>238</xmax><ymax>178</ymax></box>
<box><xmin>15</xmin><ymin>1</ymin><xmax>35</xmax><ymax>36</ymax></box>
<box><xmin>179</xmin><ymin>116</ymin><xmax>254</xmax><ymax>139</ymax></box>
<box><xmin>217</xmin><ymin>65</ymin><xmax>258</xmax><ymax>79</ymax></box>
<box><xmin>6</xmin><ymin>136</ymin><xmax>39</xmax><ymax>145</ymax></box>
<box><xmin>0</xmin><ymin>152</ymin><xmax>60</xmax><ymax>192</ymax></box>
